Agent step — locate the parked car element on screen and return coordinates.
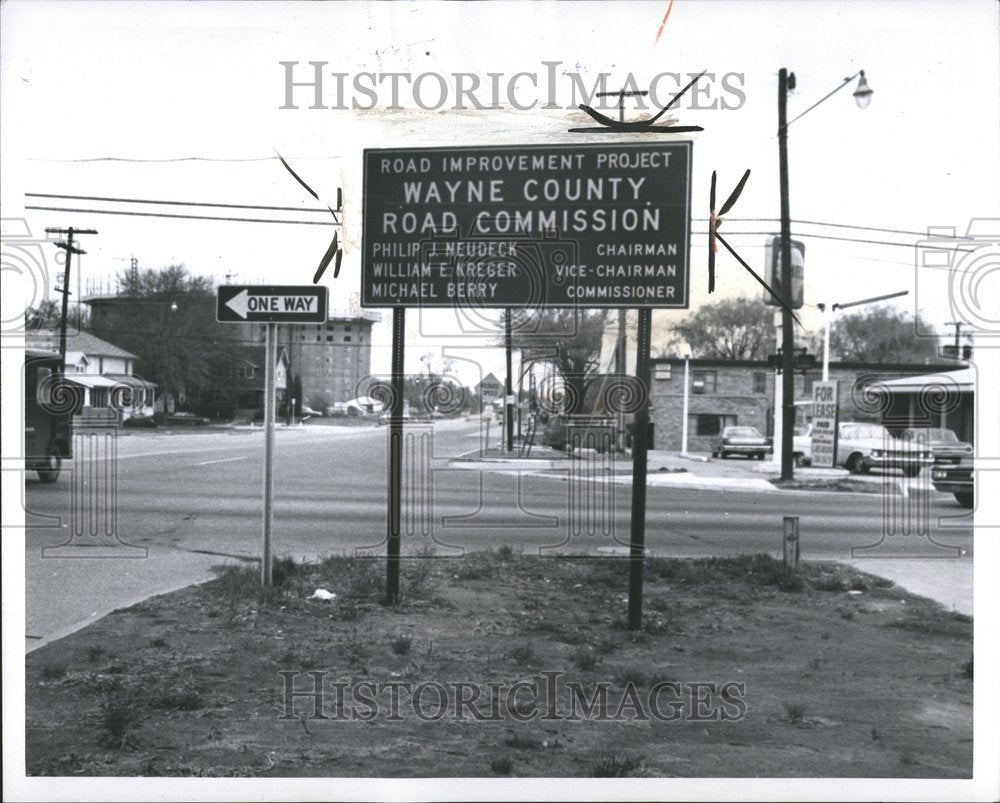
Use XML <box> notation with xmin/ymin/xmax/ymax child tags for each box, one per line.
<box><xmin>542</xmin><ymin>414</ymin><xmax>616</xmax><ymax>453</ymax></box>
<box><xmin>166</xmin><ymin>412</ymin><xmax>210</xmax><ymax>426</ymax></box>
<box><xmin>792</xmin><ymin>425</ymin><xmax>813</xmax><ymax>466</ymax></box>
<box><xmin>931</xmin><ymin>460</ymin><xmax>974</xmax><ymax>508</ymax></box>
<box><xmin>123</xmin><ymin>414</ymin><xmax>158</xmax><ymax>428</ymax></box>
<box><xmin>900</xmin><ymin>427</ymin><xmax>973</xmax><ymax>465</ymax></box>
<box><xmin>835</xmin><ymin>422</ymin><xmax>932</xmax><ymax>477</ymax></box>
<box><xmin>710</xmin><ymin>426</ymin><xmax>771</xmax><ymax>460</ymax></box>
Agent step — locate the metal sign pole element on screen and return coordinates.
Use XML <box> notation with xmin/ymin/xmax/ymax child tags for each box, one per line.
<box><xmin>386</xmin><ymin>307</ymin><xmax>405</xmax><ymax>603</ymax></box>
<box><xmin>505</xmin><ymin>308</ymin><xmax>514</xmax><ymax>454</ymax></box>
<box><xmin>262</xmin><ymin>322</ymin><xmax>276</xmax><ymax>586</ymax></box>
<box><xmin>627</xmin><ymin>308</ymin><xmax>652</xmax><ymax>630</ymax></box>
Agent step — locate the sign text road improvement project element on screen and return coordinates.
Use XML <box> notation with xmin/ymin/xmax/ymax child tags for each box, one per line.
<box><xmin>216</xmin><ymin>285</ymin><xmax>329</xmax><ymax>323</ymax></box>
<box><xmin>361</xmin><ymin>142</ymin><xmax>692</xmax><ymax>309</ymax></box>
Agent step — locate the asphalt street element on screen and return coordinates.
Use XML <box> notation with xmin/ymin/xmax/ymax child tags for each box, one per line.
<box><xmin>24</xmin><ymin>418</ymin><xmax>974</xmax><ymax>650</ymax></box>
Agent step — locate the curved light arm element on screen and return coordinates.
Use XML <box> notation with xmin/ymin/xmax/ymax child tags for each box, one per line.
<box><xmin>783</xmin><ymin>70</ymin><xmax>868</xmax><ymax>130</ymax></box>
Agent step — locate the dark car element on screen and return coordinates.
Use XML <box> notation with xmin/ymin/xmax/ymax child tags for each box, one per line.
<box><xmin>123</xmin><ymin>414</ymin><xmax>158</xmax><ymax>428</ymax></box>
<box><xmin>542</xmin><ymin>414</ymin><xmax>616</xmax><ymax>453</ymax></box>
<box><xmin>900</xmin><ymin>427</ymin><xmax>973</xmax><ymax>465</ymax></box>
<box><xmin>931</xmin><ymin>461</ymin><xmax>974</xmax><ymax>508</ymax></box>
<box><xmin>166</xmin><ymin>412</ymin><xmax>210</xmax><ymax>426</ymax></box>
<box><xmin>710</xmin><ymin>426</ymin><xmax>772</xmax><ymax>460</ymax></box>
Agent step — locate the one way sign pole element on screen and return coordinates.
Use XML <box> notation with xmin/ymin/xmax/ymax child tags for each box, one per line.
<box><xmin>217</xmin><ymin>284</ymin><xmax>329</xmax><ymax>586</ymax></box>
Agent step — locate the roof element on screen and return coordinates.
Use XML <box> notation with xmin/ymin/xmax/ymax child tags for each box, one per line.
<box><xmin>650</xmin><ymin>356</ymin><xmax>961</xmax><ymax>373</ymax></box>
<box><xmin>25</xmin><ymin>329</ymin><xmax>138</xmax><ymax>360</ymax></box>
<box><xmin>868</xmin><ymin>367</ymin><xmax>974</xmax><ymax>393</ymax></box>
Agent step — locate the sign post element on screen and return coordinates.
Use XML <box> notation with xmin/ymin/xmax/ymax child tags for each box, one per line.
<box><xmin>217</xmin><ymin>285</ymin><xmax>329</xmax><ymax>586</ymax></box>
<box><xmin>386</xmin><ymin>308</ymin><xmax>405</xmax><ymax>604</ymax></box>
<box><xmin>810</xmin><ymin>380</ymin><xmax>840</xmax><ymax>468</ymax></box>
<box><xmin>262</xmin><ymin>323</ymin><xmax>276</xmax><ymax>586</ymax></box>
<box><xmin>627</xmin><ymin>308</ymin><xmax>652</xmax><ymax>630</ymax></box>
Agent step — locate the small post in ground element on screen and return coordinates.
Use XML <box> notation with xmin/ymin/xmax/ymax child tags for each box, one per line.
<box><xmin>782</xmin><ymin>516</ymin><xmax>800</xmax><ymax>569</ymax></box>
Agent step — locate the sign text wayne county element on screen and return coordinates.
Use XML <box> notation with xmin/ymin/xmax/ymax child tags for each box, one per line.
<box><xmin>361</xmin><ymin>143</ymin><xmax>691</xmax><ymax>309</ymax></box>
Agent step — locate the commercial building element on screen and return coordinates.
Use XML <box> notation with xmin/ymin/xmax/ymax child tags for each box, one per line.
<box><xmin>647</xmin><ymin>357</ymin><xmax>963</xmax><ymax>452</ymax></box>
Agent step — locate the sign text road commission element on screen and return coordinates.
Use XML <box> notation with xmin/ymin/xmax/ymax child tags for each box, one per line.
<box><xmin>361</xmin><ymin>142</ymin><xmax>691</xmax><ymax>309</ymax></box>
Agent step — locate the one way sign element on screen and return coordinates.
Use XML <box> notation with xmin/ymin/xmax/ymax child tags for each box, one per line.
<box><xmin>216</xmin><ymin>285</ymin><xmax>329</xmax><ymax>323</ymax></box>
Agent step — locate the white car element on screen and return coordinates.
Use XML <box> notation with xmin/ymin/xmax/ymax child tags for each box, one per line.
<box><xmin>835</xmin><ymin>422</ymin><xmax>932</xmax><ymax>477</ymax></box>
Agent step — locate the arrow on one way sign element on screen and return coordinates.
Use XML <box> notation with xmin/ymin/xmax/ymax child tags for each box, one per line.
<box><xmin>216</xmin><ymin>285</ymin><xmax>329</xmax><ymax>323</ymax></box>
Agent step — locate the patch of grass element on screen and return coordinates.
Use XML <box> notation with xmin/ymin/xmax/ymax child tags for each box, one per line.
<box><xmin>489</xmin><ymin>754</ymin><xmax>514</xmax><ymax>775</ymax></box>
<box><xmin>807</xmin><ymin>657</ymin><xmax>823</xmax><ymax>672</ymax></box>
<box><xmin>616</xmin><ymin>666</ymin><xmax>657</xmax><ymax>688</ymax></box>
<box><xmin>96</xmin><ymin>681</ymin><xmax>142</xmax><ymax>749</ymax></box>
<box><xmin>848</xmin><ymin>576</ymin><xmax>870</xmax><ymax>592</ymax></box>
<box><xmin>40</xmin><ymin>664</ymin><xmax>67</xmax><ymax>681</ymax></box>
<box><xmin>271</xmin><ymin>555</ymin><xmax>300</xmax><ymax>587</ymax></box>
<box><xmin>871</xmin><ymin>727</ymin><xmax>882</xmax><ymax>742</ymax></box>
<box><xmin>962</xmin><ymin>656</ymin><xmax>973</xmax><ymax>679</ymax></box>
<box><xmin>209</xmin><ymin>563</ymin><xmax>278</xmax><ymax>611</ymax></box>
<box><xmin>278</xmin><ymin>644</ymin><xmax>324</xmax><ymax>670</ymax></box>
<box><xmin>838</xmin><ymin>607</ymin><xmax>857</xmax><ymax>621</ymax></box>
<box><xmin>783</xmin><ymin>702</ymin><xmax>807</xmax><ymax>724</ymax></box>
<box><xmin>504</xmin><ymin>735</ymin><xmax>543</xmax><ymax>750</ymax></box>
<box><xmin>572</xmin><ymin>646</ymin><xmax>598</xmax><ymax>671</ymax></box>
<box><xmin>148</xmin><ymin>637</ymin><xmax>167</xmax><ymax>648</ymax></box>
<box><xmin>86</xmin><ymin>645</ymin><xmax>107</xmax><ymax>662</ymax></box>
<box><xmin>589</xmin><ymin>751</ymin><xmax>645</xmax><ymax>778</ymax></box>
<box><xmin>390</xmin><ymin>634</ymin><xmax>412</xmax><ymax>656</ymax></box>
<box><xmin>496</xmin><ymin>544</ymin><xmax>518</xmax><ymax>562</ymax></box>
<box><xmin>886</xmin><ymin>609</ymin><xmax>972</xmax><ymax>638</ymax></box>
<box><xmin>508</xmin><ymin>643</ymin><xmax>536</xmax><ymax>664</ymax></box>
<box><xmin>151</xmin><ymin>678</ymin><xmax>203</xmax><ymax>711</ymax></box>
<box><xmin>814</xmin><ymin>574</ymin><xmax>847</xmax><ymax>592</ymax></box>
<box><xmin>594</xmin><ymin>637</ymin><xmax>617</xmax><ymax>656</ymax></box>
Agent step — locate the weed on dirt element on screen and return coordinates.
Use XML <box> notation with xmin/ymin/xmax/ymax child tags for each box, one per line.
<box><xmin>25</xmin><ymin>551</ymin><xmax>972</xmax><ymax>778</ymax></box>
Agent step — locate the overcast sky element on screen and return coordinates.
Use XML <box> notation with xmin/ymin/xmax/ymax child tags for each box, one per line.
<box><xmin>3</xmin><ymin>0</ymin><xmax>999</xmax><ymax>384</ymax></box>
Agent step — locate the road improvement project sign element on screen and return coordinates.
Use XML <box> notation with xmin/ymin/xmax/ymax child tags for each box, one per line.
<box><xmin>216</xmin><ymin>285</ymin><xmax>329</xmax><ymax>323</ymax></box>
<box><xmin>361</xmin><ymin>142</ymin><xmax>692</xmax><ymax>308</ymax></box>
<box><xmin>810</xmin><ymin>380</ymin><xmax>840</xmax><ymax>468</ymax></box>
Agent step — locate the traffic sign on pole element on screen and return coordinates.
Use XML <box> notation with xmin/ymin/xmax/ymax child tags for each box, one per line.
<box><xmin>216</xmin><ymin>285</ymin><xmax>328</xmax><ymax>323</ymax></box>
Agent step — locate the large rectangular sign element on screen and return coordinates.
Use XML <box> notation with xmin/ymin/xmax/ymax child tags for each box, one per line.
<box><xmin>216</xmin><ymin>285</ymin><xmax>328</xmax><ymax>323</ymax></box>
<box><xmin>810</xmin><ymin>380</ymin><xmax>840</xmax><ymax>468</ymax></box>
<box><xmin>361</xmin><ymin>142</ymin><xmax>692</xmax><ymax>308</ymax></box>
<box><xmin>763</xmin><ymin>236</ymin><xmax>805</xmax><ymax>309</ymax></box>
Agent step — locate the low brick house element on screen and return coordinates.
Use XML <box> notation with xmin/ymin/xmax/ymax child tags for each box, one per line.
<box><xmin>648</xmin><ymin>357</ymin><xmax>960</xmax><ymax>452</ymax></box>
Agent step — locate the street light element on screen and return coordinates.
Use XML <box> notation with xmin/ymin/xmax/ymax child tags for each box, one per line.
<box><xmin>777</xmin><ymin>68</ymin><xmax>872</xmax><ymax>480</ymax></box>
<box><xmin>818</xmin><ymin>290</ymin><xmax>908</xmax><ymax>380</ymax></box>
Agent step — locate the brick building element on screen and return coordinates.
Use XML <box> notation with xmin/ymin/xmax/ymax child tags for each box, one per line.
<box><xmin>245</xmin><ymin>309</ymin><xmax>380</xmax><ymax>408</ymax></box>
<box><xmin>648</xmin><ymin>357</ymin><xmax>961</xmax><ymax>452</ymax></box>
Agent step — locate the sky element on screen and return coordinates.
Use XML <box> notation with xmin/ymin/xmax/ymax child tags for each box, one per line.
<box><xmin>3</xmin><ymin>0</ymin><xmax>999</xmax><ymax>386</ymax></box>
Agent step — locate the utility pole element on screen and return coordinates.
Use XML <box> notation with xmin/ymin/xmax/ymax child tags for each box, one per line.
<box><xmin>777</xmin><ymin>69</ymin><xmax>795</xmax><ymax>481</ymax></box>
<box><xmin>47</xmin><ymin>227</ymin><xmax>98</xmax><ymax>369</ymax></box>
<box><xmin>596</xmin><ymin>86</ymin><xmax>647</xmax><ymax>454</ymax></box>
<box><xmin>944</xmin><ymin>321</ymin><xmax>965</xmax><ymax>352</ymax></box>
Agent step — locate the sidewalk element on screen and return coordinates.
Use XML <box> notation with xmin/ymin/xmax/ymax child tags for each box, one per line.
<box><xmin>448</xmin><ymin>446</ymin><xmax>923</xmax><ymax>496</ymax></box>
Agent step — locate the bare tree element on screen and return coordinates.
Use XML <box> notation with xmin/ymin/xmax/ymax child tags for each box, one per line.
<box><xmin>674</xmin><ymin>297</ymin><xmax>774</xmax><ymax>360</ymax></box>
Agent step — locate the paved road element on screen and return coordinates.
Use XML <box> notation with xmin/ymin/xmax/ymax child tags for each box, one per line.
<box><xmin>24</xmin><ymin>419</ymin><xmax>974</xmax><ymax>650</ymax></box>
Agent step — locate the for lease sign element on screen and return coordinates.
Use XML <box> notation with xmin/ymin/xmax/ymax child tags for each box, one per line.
<box><xmin>810</xmin><ymin>381</ymin><xmax>840</xmax><ymax>468</ymax></box>
<box><xmin>361</xmin><ymin>142</ymin><xmax>691</xmax><ymax>309</ymax></box>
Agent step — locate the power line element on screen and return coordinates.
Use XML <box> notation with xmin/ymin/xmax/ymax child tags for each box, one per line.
<box><xmin>26</xmin><ymin>192</ymin><xmax>331</xmax><ymax>215</ymax></box>
<box><xmin>26</xmin><ymin>155</ymin><xmax>341</xmax><ymax>163</ymax></box>
<box><xmin>24</xmin><ymin>205</ymin><xmax>334</xmax><ymax>227</ymax></box>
